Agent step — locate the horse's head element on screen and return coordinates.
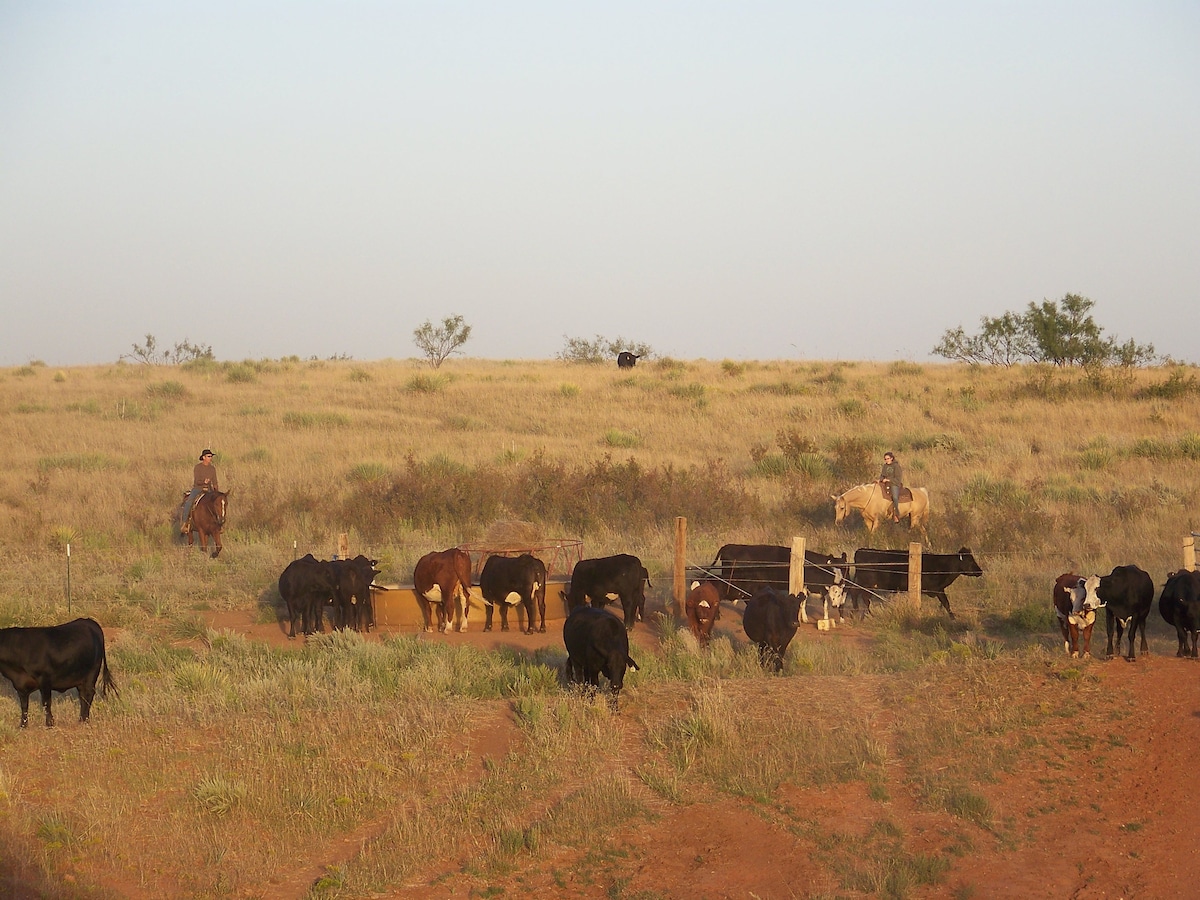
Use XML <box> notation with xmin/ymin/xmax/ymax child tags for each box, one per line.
<box><xmin>210</xmin><ymin>490</ymin><xmax>228</xmax><ymax>528</ymax></box>
<box><xmin>831</xmin><ymin>493</ymin><xmax>849</xmax><ymax>524</ymax></box>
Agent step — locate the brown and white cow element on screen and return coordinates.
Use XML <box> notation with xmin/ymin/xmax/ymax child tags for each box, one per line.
<box><xmin>413</xmin><ymin>548</ymin><xmax>474</xmax><ymax>633</ymax></box>
<box><xmin>1052</xmin><ymin>572</ymin><xmax>1103</xmax><ymax>659</ymax></box>
<box><xmin>686</xmin><ymin>580</ymin><xmax>722</xmax><ymax>647</ymax></box>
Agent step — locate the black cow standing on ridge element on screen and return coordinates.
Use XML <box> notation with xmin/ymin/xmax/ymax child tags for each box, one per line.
<box><xmin>561</xmin><ymin>554</ymin><xmax>651</xmax><ymax>630</ymax></box>
<box><xmin>616</xmin><ymin>352</ymin><xmax>640</xmax><ymax>369</ymax></box>
<box><xmin>563</xmin><ymin>606</ymin><xmax>638</xmax><ymax>708</ymax></box>
<box><xmin>848</xmin><ymin>547</ymin><xmax>983</xmax><ymax>618</ymax></box>
<box><xmin>1159</xmin><ymin>569</ymin><xmax>1200</xmax><ymax>658</ymax></box>
<box><xmin>0</xmin><ymin>618</ymin><xmax>119</xmax><ymax>728</ymax></box>
<box><xmin>1098</xmin><ymin>564</ymin><xmax>1155</xmax><ymax>661</ymax></box>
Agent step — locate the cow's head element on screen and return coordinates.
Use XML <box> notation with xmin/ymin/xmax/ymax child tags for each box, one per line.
<box><xmin>957</xmin><ymin>548</ymin><xmax>983</xmax><ymax>577</ymax></box>
<box><xmin>825</xmin><ymin>582</ymin><xmax>846</xmax><ymax>610</ymax></box>
<box><xmin>1071</xmin><ymin>575</ymin><xmax>1103</xmax><ymax>615</ymax></box>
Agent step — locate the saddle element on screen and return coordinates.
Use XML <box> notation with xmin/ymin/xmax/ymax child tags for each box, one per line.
<box><xmin>877</xmin><ymin>482</ymin><xmax>913</xmax><ymax>504</ymax></box>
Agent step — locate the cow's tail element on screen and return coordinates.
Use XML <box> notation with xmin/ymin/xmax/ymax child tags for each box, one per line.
<box><xmin>643</xmin><ymin>567</ymin><xmax>653</xmax><ymax>589</ymax></box>
<box><xmin>99</xmin><ymin>649</ymin><xmax>120</xmax><ymax>700</ymax></box>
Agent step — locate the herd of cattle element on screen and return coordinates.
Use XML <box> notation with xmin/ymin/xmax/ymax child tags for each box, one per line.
<box><xmin>2</xmin><ymin>541</ymin><xmax>1199</xmax><ymax>726</ymax></box>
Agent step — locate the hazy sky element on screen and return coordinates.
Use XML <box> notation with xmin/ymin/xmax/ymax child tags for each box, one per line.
<box><xmin>2</xmin><ymin>3</ymin><xmax>1197</xmax><ymax>366</ymax></box>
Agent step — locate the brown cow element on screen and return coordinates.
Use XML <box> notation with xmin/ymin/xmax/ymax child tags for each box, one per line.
<box><xmin>413</xmin><ymin>548</ymin><xmax>474</xmax><ymax>633</ymax></box>
<box><xmin>1053</xmin><ymin>572</ymin><xmax>1102</xmax><ymax>659</ymax></box>
<box><xmin>685</xmin><ymin>580</ymin><xmax>722</xmax><ymax>647</ymax></box>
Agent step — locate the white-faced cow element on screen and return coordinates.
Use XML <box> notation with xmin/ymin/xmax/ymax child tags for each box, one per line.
<box><xmin>686</xmin><ymin>580</ymin><xmax>722</xmax><ymax>647</ymax></box>
<box><xmin>414</xmin><ymin>548</ymin><xmax>474</xmax><ymax>633</ymax></box>
<box><xmin>279</xmin><ymin>554</ymin><xmax>337</xmax><ymax>638</ymax></box>
<box><xmin>563</xmin><ymin>606</ymin><xmax>639</xmax><ymax>708</ymax></box>
<box><xmin>1098</xmin><ymin>564</ymin><xmax>1155</xmax><ymax>661</ymax></box>
<box><xmin>709</xmin><ymin>543</ymin><xmax>849</xmax><ymax>623</ymax></box>
<box><xmin>331</xmin><ymin>555</ymin><xmax>379</xmax><ymax>633</ymax></box>
<box><xmin>1052</xmin><ymin>573</ymin><xmax>1103</xmax><ymax>659</ymax></box>
<box><xmin>0</xmin><ymin>618</ymin><xmax>119</xmax><ymax>728</ymax></box>
<box><xmin>741</xmin><ymin>587</ymin><xmax>804</xmax><ymax>672</ymax></box>
<box><xmin>561</xmin><ymin>554</ymin><xmax>651</xmax><ymax>630</ymax></box>
<box><xmin>479</xmin><ymin>553</ymin><xmax>548</xmax><ymax>634</ymax></box>
<box><xmin>848</xmin><ymin>547</ymin><xmax>983</xmax><ymax>618</ymax></box>
<box><xmin>1159</xmin><ymin>569</ymin><xmax>1200</xmax><ymax>658</ymax></box>
<box><xmin>616</xmin><ymin>352</ymin><xmax>640</xmax><ymax>369</ymax></box>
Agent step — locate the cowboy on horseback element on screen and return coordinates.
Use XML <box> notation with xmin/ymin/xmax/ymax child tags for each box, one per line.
<box><xmin>181</xmin><ymin>449</ymin><xmax>219</xmax><ymax>535</ymax></box>
<box><xmin>879</xmin><ymin>451</ymin><xmax>903</xmax><ymax>524</ymax></box>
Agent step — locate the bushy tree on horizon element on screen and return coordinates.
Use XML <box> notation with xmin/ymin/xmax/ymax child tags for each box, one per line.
<box><xmin>933</xmin><ymin>294</ymin><xmax>1155</xmax><ymax>368</ymax></box>
<box><xmin>413</xmin><ymin>314</ymin><xmax>472</xmax><ymax>370</ymax></box>
<box><xmin>122</xmin><ymin>334</ymin><xmax>214</xmax><ymax>365</ymax></box>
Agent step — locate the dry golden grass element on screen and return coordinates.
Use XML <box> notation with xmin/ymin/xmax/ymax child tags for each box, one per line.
<box><xmin>1</xmin><ymin>355</ymin><xmax>1198</xmax><ymax>897</ymax></box>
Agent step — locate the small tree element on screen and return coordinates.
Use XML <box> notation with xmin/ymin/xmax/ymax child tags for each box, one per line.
<box><xmin>413</xmin><ymin>315</ymin><xmax>472</xmax><ymax>370</ymax></box>
<box><xmin>124</xmin><ymin>334</ymin><xmax>214</xmax><ymax>365</ymax></box>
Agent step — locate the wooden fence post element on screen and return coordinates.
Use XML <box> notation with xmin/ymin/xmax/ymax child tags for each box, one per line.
<box><xmin>674</xmin><ymin>517</ymin><xmax>687</xmax><ymax>618</ymax></box>
<box><xmin>338</xmin><ymin>533</ymin><xmax>350</xmax><ymax>560</ymax></box>
<box><xmin>789</xmin><ymin>536</ymin><xmax>806</xmax><ymax>596</ymax></box>
<box><xmin>1185</xmin><ymin>535</ymin><xmax>1197</xmax><ymax>573</ymax></box>
<box><xmin>907</xmin><ymin>542</ymin><xmax>923</xmax><ymax>613</ymax></box>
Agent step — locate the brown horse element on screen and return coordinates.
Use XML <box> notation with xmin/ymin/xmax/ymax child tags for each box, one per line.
<box><xmin>181</xmin><ymin>490</ymin><xmax>228</xmax><ymax>558</ymax></box>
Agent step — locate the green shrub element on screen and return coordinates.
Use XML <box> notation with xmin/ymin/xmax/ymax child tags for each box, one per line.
<box><xmin>748</xmin><ymin>381</ymin><xmax>807</xmax><ymax>396</ymax></box>
<box><xmin>406</xmin><ymin>374</ymin><xmax>445</xmax><ymax>393</ymax></box>
<box><xmin>225</xmin><ymin>364</ymin><xmax>256</xmax><ymax>384</ymax></box>
<box><xmin>146</xmin><ymin>381</ymin><xmax>188</xmax><ymax>400</ymax></box>
<box><xmin>721</xmin><ymin>360</ymin><xmax>745</xmax><ymax>377</ymax></box>
<box><xmin>603</xmin><ymin>429</ymin><xmax>641</xmax><ymax>449</ymax></box>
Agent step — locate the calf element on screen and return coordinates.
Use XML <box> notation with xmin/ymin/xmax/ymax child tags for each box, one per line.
<box><xmin>561</xmin><ymin>554</ymin><xmax>651</xmax><ymax>630</ymax></box>
<box><xmin>741</xmin><ymin>587</ymin><xmax>804</xmax><ymax>672</ymax></box>
<box><xmin>1098</xmin><ymin>564</ymin><xmax>1154</xmax><ymax>661</ymax></box>
<box><xmin>616</xmin><ymin>352</ymin><xmax>640</xmax><ymax>369</ymax></box>
<box><xmin>563</xmin><ymin>606</ymin><xmax>639</xmax><ymax>708</ymax></box>
<box><xmin>686</xmin><ymin>580</ymin><xmax>722</xmax><ymax>647</ymax></box>
<box><xmin>279</xmin><ymin>554</ymin><xmax>336</xmax><ymax>638</ymax></box>
<box><xmin>0</xmin><ymin>618</ymin><xmax>119</xmax><ymax>728</ymax></box>
<box><xmin>1159</xmin><ymin>570</ymin><xmax>1200</xmax><ymax>658</ymax></box>
<box><xmin>414</xmin><ymin>548</ymin><xmax>474</xmax><ymax>633</ymax></box>
<box><xmin>479</xmin><ymin>553</ymin><xmax>548</xmax><ymax>634</ymax></box>
<box><xmin>1052</xmin><ymin>573</ymin><xmax>1103</xmax><ymax>659</ymax></box>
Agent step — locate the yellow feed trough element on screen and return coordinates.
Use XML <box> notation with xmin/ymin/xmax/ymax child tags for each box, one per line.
<box><xmin>370</xmin><ymin>575</ymin><xmax>574</xmax><ymax>628</ymax></box>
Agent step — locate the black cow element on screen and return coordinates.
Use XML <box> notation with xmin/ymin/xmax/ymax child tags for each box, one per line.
<box><xmin>849</xmin><ymin>547</ymin><xmax>983</xmax><ymax>618</ymax></box>
<box><xmin>561</xmin><ymin>554</ymin><xmax>651</xmax><ymax>630</ymax></box>
<box><xmin>563</xmin><ymin>606</ymin><xmax>639</xmax><ymax>708</ymax></box>
<box><xmin>741</xmin><ymin>587</ymin><xmax>803</xmax><ymax>672</ymax></box>
<box><xmin>1099</xmin><ymin>564</ymin><xmax>1155</xmax><ymax>661</ymax></box>
<box><xmin>331</xmin><ymin>555</ymin><xmax>379</xmax><ymax>633</ymax></box>
<box><xmin>479</xmin><ymin>553</ymin><xmax>548</xmax><ymax>634</ymax></box>
<box><xmin>279</xmin><ymin>554</ymin><xmax>336</xmax><ymax>638</ymax></box>
<box><xmin>711</xmin><ymin>544</ymin><xmax>849</xmax><ymax>616</ymax></box>
<box><xmin>0</xmin><ymin>618</ymin><xmax>118</xmax><ymax>728</ymax></box>
<box><xmin>1159</xmin><ymin>570</ymin><xmax>1200</xmax><ymax>658</ymax></box>
<box><xmin>617</xmin><ymin>352</ymin><xmax>640</xmax><ymax>369</ymax></box>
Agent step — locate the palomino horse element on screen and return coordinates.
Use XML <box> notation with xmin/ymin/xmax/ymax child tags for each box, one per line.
<box><xmin>832</xmin><ymin>482</ymin><xmax>929</xmax><ymax>536</ymax></box>
<box><xmin>181</xmin><ymin>490</ymin><xmax>228</xmax><ymax>558</ymax></box>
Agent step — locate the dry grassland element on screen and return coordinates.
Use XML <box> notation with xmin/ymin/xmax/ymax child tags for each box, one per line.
<box><xmin>0</xmin><ymin>356</ymin><xmax>1198</xmax><ymax>898</ymax></box>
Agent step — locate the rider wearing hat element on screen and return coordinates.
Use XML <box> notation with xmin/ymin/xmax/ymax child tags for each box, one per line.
<box><xmin>181</xmin><ymin>449</ymin><xmax>219</xmax><ymax>534</ymax></box>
